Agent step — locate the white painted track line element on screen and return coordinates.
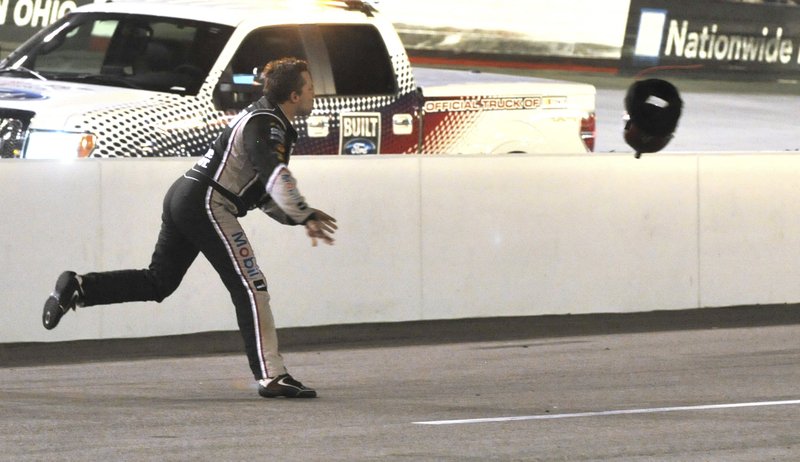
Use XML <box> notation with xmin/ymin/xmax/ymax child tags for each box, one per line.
<box><xmin>413</xmin><ymin>399</ymin><xmax>800</xmax><ymax>425</ymax></box>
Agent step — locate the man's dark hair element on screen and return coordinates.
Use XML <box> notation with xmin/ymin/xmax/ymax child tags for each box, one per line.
<box><xmin>261</xmin><ymin>57</ymin><xmax>309</xmax><ymax>103</ymax></box>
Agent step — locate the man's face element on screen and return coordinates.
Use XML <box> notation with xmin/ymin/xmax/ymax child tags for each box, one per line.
<box><xmin>294</xmin><ymin>71</ymin><xmax>315</xmax><ymax>118</ymax></box>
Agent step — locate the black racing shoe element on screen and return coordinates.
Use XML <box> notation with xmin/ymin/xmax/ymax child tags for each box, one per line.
<box><xmin>258</xmin><ymin>374</ymin><xmax>317</xmax><ymax>398</ymax></box>
<box><xmin>42</xmin><ymin>271</ymin><xmax>83</xmax><ymax>330</ymax></box>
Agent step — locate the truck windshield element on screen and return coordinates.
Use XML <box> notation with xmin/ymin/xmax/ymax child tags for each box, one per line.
<box><xmin>0</xmin><ymin>13</ymin><xmax>234</xmax><ymax>95</ymax></box>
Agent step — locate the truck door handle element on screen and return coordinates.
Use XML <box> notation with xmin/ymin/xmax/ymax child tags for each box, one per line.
<box><xmin>392</xmin><ymin>113</ymin><xmax>413</xmax><ymax>135</ymax></box>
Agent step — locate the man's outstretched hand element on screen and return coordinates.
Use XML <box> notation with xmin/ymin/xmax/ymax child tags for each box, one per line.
<box><xmin>305</xmin><ymin>210</ymin><xmax>337</xmax><ymax>246</ymax></box>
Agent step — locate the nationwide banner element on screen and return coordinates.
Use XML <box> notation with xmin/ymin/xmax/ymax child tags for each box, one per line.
<box><xmin>621</xmin><ymin>0</ymin><xmax>800</xmax><ymax>78</ymax></box>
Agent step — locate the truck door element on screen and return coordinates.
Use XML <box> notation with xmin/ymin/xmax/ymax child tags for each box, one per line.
<box><xmin>214</xmin><ymin>24</ymin><xmax>421</xmax><ymax>155</ymax></box>
<box><xmin>304</xmin><ymin>24</ymin><xmax>421</xmax><ymax>155</ymax></box>
<box><xmin>212</xmin><ymin>25</ymin><xmax>309</xmax><ymax>113</ymax></box>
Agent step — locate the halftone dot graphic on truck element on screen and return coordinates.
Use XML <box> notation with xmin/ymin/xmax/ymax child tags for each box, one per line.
<box><xmin>75</xmin><ymin>74</ymin><xmax>231</xmax><ymax>158</ymax></box>
<box><xmin>420</xmin><ymin>96</ymin><xmax>483</xmax><ymax>154</ymax></box>
<box><xmin>73</xmin><ymin>54</ymin><xmax>420</xmax><ymax>157</ymax></box>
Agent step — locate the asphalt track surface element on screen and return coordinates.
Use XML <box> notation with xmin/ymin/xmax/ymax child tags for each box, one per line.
<box><xmin>3</xmin><ymin>315</ymin><xmax>800</xmax><ymax>461</ymax></box>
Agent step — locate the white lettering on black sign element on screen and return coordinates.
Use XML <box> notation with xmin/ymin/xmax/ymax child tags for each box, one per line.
<box><xmin>665</xmin><ymin>19</ymin><xmax>796</xmax><ymax>65</ymax></box>
<box><xmin>342</xmin><ymin>116</ymin><xmax>379</xmax><ymax>138</ymax></box>
<box><xmin>0</xmin><ymin>0</ymin><xmax>110</xmax><ymax>28</ymax></box>
<box><xmin>339</xmin><ymin>113</ymin><xmax>381</xmax><ymax>155</ymax></box>
<box><xmin>1</xmin><ymin>0</ymin><xmax>76</xmax><ymax>28</ymax></box>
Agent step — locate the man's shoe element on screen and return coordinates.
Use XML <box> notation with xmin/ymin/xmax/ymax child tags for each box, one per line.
<box><xmin>258</xmin><ymin>374</ymin><xmax>317</xmax><ymax>398</ymax></box>
<box><xmin>42</xmin><ymin>271</ymin><xmax>83</xmax><ymax>330</ymax></box>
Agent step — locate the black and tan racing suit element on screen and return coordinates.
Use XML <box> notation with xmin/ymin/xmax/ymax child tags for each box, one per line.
<box><xmin>78</xmin><ymin>97</ymin><xmax>315</xmax><ymax>380</ymax></box>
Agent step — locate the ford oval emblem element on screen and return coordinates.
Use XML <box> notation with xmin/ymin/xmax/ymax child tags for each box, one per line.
<box><xmin>0</xmin><ymin>88</ymin><xmax>47</xmax><ymax>100</ymax></box>
<box><xmin>343</xmin><ymin>138</ymin><xmax>377</xmax><ymax>155</ymax></box>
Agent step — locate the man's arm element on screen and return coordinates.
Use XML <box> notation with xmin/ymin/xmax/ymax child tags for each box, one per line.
<box><xmin>243</xmin><ymin>115</ymin><xmax>314</xmax><ymax>223</ymax></box>
<box><xmin>243</xmin><ymin>115</ymin><xmax>337</xmax><ymax>245</ymax></box>
<box><xmin>269</xmin><ymin>167</ymin><xmax>337</xmax><ymax>245</ymax></box>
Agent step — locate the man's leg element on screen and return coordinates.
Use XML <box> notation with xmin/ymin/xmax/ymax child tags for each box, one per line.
<box><xmin>191</xmin><ymin>206</ymin><xmax>315</xmax><ymax>397</ymax></box>
<box><xmin>79</xmin><ymin>219</ymin><xmax>199</xmax><ymax>306</ymax></box>
<box><xmin>80</xmin><ymin>178</ymin><xmax>200</xmax><ymax>306</ymax></box>
<box><xmin>173</xmin><ymin>190</ymin><xmax>315</xmax><ymax>397</ymax></box>
<box><xmin>43</xmin><ymin>179</ymin><xmax>199</xmax><ymax>328</ymax></box>
<box><xmin>188</xmin><ymin>200</ymin><xmax>287</xmax><ymax>381</ymax></box>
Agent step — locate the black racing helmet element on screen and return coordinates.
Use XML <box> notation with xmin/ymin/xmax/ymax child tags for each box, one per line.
<box><xmin>623</xmin><ymin>78</ymin><xmax>682</xmax><ymax>155</ymax></box>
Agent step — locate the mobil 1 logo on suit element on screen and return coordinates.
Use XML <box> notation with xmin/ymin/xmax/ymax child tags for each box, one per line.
<box><xmin>339</xmin><ymin>112</ymin><xmax>381</xmax><ymax>155</ymax></box>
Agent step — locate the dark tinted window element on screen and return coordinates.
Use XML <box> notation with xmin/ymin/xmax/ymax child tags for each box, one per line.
<box><xmin>6</xmin><ymin>13</ymin><xmax>233</xmax><ymax>95</ymax></box>
<box><xmin>230</xmin><ymin>27</ymin><xmax>307</xmax><ymax>83</ymax></box>
<box><xmin>319</xmin><ymin>25</ymin><xmax>395</xmax><ymax>95</ymax></box>
<box><xmin>216</xmin><ymin>26</ymin><xmax>307</xmax><ymax>110</ymax></box>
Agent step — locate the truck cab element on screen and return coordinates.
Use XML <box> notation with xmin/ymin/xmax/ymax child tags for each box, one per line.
<box><xmin>0</xmin><ymin>0</ymin><xmax>595</xmax><ymax>159</ymax></box>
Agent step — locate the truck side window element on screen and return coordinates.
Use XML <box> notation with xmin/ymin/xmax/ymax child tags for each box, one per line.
<box><xmin>318</xmin><ymin>25</ymin><xmax>395</xmax><ymax>96</ymax></box>
<box><xmin>216</xmin><ymin>26</ymin><xmax>307</xmax><ymax>111</ymax></box>
<box><xmin>16</xmin><ymin>14</ymin><xmax>232</xmax><ymax>95</ymax></box>
<box><xmin>35</xmin><ymin>19</ymin><xmax>117</xmax><ymax>75</ymax></box>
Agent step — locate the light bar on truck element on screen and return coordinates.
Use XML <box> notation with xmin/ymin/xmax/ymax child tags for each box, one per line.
<box><xmin>337</xmin><ymin>0</ymin><xmax>378</xmax><ymax>15</ymax></box>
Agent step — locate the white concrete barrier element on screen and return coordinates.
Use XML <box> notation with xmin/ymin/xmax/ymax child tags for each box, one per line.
<box><xmin>2</xmin><ymin>153</ymin><xmax>799</xmax><ymax>344</ymax></box>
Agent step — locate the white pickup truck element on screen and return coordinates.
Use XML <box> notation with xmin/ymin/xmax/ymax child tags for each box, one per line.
<box><xmin>0</xmin><ymin>0</ymin><xmax>596</xmax><ymax>159</ymax></box>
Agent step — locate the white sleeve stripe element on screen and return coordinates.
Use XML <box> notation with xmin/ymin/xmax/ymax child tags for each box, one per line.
<box><xmin>267</xmin><ymin>167</ymin><xmax>314</xmax><ymax>224</ymax></box>
<box><xmin>266</xmin><ymin>163</ymin><xmax>288</xmax><ymax>194</ymax></box>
